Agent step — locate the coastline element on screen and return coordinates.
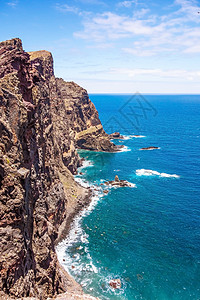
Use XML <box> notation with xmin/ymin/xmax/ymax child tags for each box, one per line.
<box><xmin>56</xmin><ymin>160</ymin><xmax>103</xmax><ymax>300</ymax></box>
<box><xmin>55</xmin><ymin>150</ymin><xmax>136</xmax><ymax>300</ymax></box>
<box><xmin>0</xmin><ymin>38</ymin><xmax>115</xmax><ymax>299</ymax></box>
<box><xmin>1</xmin><ymin>38</ymin><xmax>196</xmax><ymax>300</ymax></box>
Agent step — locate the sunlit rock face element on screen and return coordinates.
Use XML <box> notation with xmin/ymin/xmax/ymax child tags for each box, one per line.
<box><xmin>0</xmin><ymin>38</ymin><xmax>114</xmax><ymax>299</ymax></box>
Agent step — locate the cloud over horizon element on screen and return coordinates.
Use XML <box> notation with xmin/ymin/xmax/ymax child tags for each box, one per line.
<box><xmin>70</xmin><ymin>0</ymin><xmax>200</xmax><ymax>56</ymax></box>
<box><xmin>52</xmin><ymin>0</ymin><xmax>200</xmax><ymax>92</ymax></box>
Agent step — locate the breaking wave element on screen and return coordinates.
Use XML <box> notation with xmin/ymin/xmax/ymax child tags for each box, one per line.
<box><xmin>119</xmin><ymin>145</ymin><xmax>131</xmax><ymax>152</ymax></box>
<box><xmin>136</xmin><ymin>169</ymin><xmax>180</xmax><ymax>178</ymax></box>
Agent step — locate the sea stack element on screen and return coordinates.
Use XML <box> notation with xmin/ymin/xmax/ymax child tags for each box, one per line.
<box><xmin>115</xmin><ymin>175</ymin><xmax>120</xmax><ymax>182</ymax></box>
<box><xmin>105</xmin><ymin>176</ymin><xmax>135</xmax><ymax>188</ymax></box>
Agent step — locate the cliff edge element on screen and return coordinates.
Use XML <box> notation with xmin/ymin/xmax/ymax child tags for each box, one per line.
<box><xmin>0</xmin><ymin>38</ymin><xmax>115</xmax><ymax>299</ymax></box>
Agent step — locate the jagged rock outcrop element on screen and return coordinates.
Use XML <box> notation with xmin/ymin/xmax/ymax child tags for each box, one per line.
<box><xmin>54</xmin><ymin>79</ymin><xmax>120</xmax><ymax>152</ymax></box>
<box><xmin>104</xmin><ymin>175</ymin><xmax>136</xmax><ymax>188</ymax></box>
<box><xmin>109</xmin><ymin>132</ymin><xmax>124</xmax><ymax>139</ymax></box>
<box><xmin>0</xmin><ymin>38</ymin><xmax>114</xmax><ymax>299</ymax></box>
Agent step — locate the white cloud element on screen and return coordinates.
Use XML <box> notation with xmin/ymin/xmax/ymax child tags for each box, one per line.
<box><xmin>73</xmin><ymin>0</ymin><xmax>200</xmax><ymax>56</ymax></box>
<box><xmin>7</xmin><ymin>0</ymin><xmax>18</xmax><ymax>7</ymax></box>
<box><xmin>87</xmin><ymin>43</ymin><xmax>114</xmax><ymax>49</ymax></box>
<box><xmin>118</xmin><ymin>0</ymin><xmax>138</xmax><ymax>8</ymax></box>
<box><xmin>134</xmin><ymin>8</ymin><xmax>150</xmax><ymax>18</ymax></box>
<box><xmin>122</xmin><ymin>48</ymin><xmax>157</xmax><ymax>56</ymax></box>
<box><xmin>183</xmin><ymin>45</ymin><xmax>200</xmax><ymax>53</ymax></box>
<box><xmin>55</xmin><ymin>3</ymin><xmax>92</xmax><ymax>16</ymax></box>
<box><xmin>110</xmin><ymin>68</ymin><xmax>200</xmax><ymax>81</ymax></box>
<box><xmin>55</xmin><ymin>0</ymin><xmax>200</xmax><ymax>93</ymax></box>
<box><xmin>55</xmin><ymin>4</ymin><xmax>80</xmax><ymax>14</ymax></box>
<box><xmin>74</xmin><ymin>12</ymin><xmax>160</xmax><ymax>42</ymax></box>
<box><xmin>175</xmin><ymin>0</ymin><xmax>200</xmax><ymax>20</ymax></box>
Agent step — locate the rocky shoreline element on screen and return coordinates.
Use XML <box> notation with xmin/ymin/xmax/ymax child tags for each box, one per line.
<box><xmin>0</xmin><ymin>38</ymin><xmax>119</xmax><ymax>299</ymax></box>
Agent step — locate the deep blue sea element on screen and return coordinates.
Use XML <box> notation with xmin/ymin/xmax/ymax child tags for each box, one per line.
<box><xmin>57</xmin><ymin>95</ymin><xmax>200</xmax><ymax>300</ymax></box>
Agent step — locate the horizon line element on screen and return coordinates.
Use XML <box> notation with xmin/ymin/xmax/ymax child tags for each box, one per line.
<box><xmin>89</xmin><ymin>93</ymin><xmax>200</xmax><ymax>95</ymax></box>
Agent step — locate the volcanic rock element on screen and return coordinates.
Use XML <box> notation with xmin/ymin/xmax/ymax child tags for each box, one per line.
<box><xmin>109</xmin><ymin>132</ymin><xmax>124</xmax><ymax>139</ymax></box>
<box><xmin>115</xmin><ymin>175</ymin><xmax>120</xmax><ymax>182</ymax></box>
<box><xmin>109</xmin><ymin>279</ymin><xmax>122</xmax><ymax>289</ymax></box>
<box><xmin>140</xmin><ymin>146</ymin><xmax>159</xmax><ymax>150</ymax></box>
<box><xmin>105</xmin><ymin>176</ymin><xmax>135</xmax><ymax>187</ymax></box>
<box><xmin>0</xmin><ymin>38</ymin><xmax>109</xmax><ymax>299</ymax></box>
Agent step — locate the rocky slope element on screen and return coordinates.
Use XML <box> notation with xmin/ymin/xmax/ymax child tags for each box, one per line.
<box><xmin>0</xmin><ymin>38</ymin><xmax>116</xmax><ymax>299</ymax></box>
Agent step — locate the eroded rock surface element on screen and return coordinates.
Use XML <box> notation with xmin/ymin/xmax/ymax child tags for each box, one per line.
<box><xmin>0</xmin><ymin>38</ymin><xmax>110</xmax><ymax>299</ymax></box>
<box><xmin>109</xmin><ymin>132</ymin><xmax>124</xmax><ymax>139</ymax></box>
<box><xmin>105</xmin><ymin>175</ymin><xmax>136</xmax><ymax>188</ymax></box>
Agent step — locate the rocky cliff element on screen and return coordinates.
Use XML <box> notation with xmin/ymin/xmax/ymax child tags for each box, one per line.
<box><xmin>0</xmin><ymin>38</ymin><xmax>117</xmax><ymax>299</ymax></box>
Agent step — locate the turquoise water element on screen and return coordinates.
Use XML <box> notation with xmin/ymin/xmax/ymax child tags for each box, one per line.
<box><xmin>60</xmin><ymin>95</ymin><xmax>200</xmax><ymax>300</ymax></box>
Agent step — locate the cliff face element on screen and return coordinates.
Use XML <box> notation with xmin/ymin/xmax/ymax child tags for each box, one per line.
<box><xmin>0</xmin><ymin>38</ymin><xmax>115</xmax><ymax>299</ymax></box>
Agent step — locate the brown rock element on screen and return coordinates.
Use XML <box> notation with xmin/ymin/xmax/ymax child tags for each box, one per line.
<box><xmin>115</xmin><ymin>175</ymin><xmax>120</xmax><ymax>182</ymax></box>
<box><xmin>105</xmin><ymin>176</ymin><xmax>135</xmax><ymax>188</ymax></box>
<box><xmin>17</xmin><ymin>167</ymin><xmax>30</xmax><ymax>179</ymax></box>
<box><xmin>110</xmin><ymin>132</ymin><xmax>120</xmax><ymax>138</ymax></box>
<box><xmin>140</xmin><ymin>146</ymin><xmax>159</xmax><ymax>150</ymax></box>
<box><xmin>0</xmin><ymin>38</ymin><xmax>106</xmax><ymax>300</ymax></box>
<box><xmin>109</xmin><ymin>132</ymin><xmax>124</xmax><ymax>139</ymax></box>
<box><xmin>109</xmin><ymin>279</ymin><xmax>122</xmax><ymax>289</ymax></box>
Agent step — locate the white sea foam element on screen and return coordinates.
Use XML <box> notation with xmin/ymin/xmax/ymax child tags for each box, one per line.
<box><xmin>99</xmin><ymin>275</ymin><xmax>127</xmax><ymax>296</ymax></box>
<box><xmin>128</xmin><ymin>182</ymin><xmax>137</xmax><ymax>188</ymax></box>
<box><xmin>119</xmin><ymin>145</ymin><xmax>131</xmax><ymax>152</ymax></box>
<box><xmin>136</xmin><ymin>169</ymin><xmax>180</xmax><ymax>178</ymax></box>
<box><xmin>139</xmin><ymin>147</ymin><xmax>161</xmax><ymax>151</ymax></box>
<box><xmin>121</xmin><ymin>135</ymin><xmax>132</xmax><ymax>140</ymax></box>
<box><xmin>119</xmin><ymin>134</ymin><xmax>146</xmax><ymax>140</ymax></box>
<box><xmin>160</xmin><ymin>172</ymin><xmax>180</xmax><ymax>178</ymax></box>
<box><xmin>56</xmin><ymin>174</ymin><xmax>103</xmax><ymax>279</ymax></box>
<box><xmin>79</xmin><ymin>159</ymin><xmax>94</xmax><ymax>170</ymax></box>
<box><xmin>132</xmin><ymin>135</ymin><xmax>146</xmax><ymax>138</ymax></box>
<box><xmin>74</xmin><ymin>177</ymin><xmax>91</xmax><ymax>188</ymax></box>
<box><xmin>56</xmin><ymin>158</ymin><xmax>129</xmax><ymax>296</ymax></box>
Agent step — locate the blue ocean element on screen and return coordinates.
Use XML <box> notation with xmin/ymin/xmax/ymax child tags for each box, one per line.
<box><xmin>57</xmin><ymin>95</ymin><xmax>200</xmax><ymax>300</ymax></box>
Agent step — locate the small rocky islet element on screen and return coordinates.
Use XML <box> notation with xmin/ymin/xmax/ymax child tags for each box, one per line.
<box><xmin>140</xmin><ymin>146</ymin><xmax>160</xmax><ymax>150</ymax></box>
<box><xmin>109</xmin><ymin>132</ymin><xmax>125</xmax><ymax>139</ymax></box>
<box><xmin>105</xmin><ymin>175</ymin><xmax>135</xmax><ymax>188</ymax></box>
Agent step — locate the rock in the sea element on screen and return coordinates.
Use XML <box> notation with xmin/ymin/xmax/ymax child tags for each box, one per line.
<box><xmin>109</xmin><ymin>132</ymin><xmax>124</xmax><ymax>139</ymax></box>
<box><xmin>140</xmin><ymin>146</ymin><xmax>159</xmax><ymax>150</ymax></box>
<box><xmin>109</xmin><ymin>279</ymin><xmax>122</xmax><ymax>289</ymax></box>
<box><xmin>105</xmin><ymin>176</ymin><xmax>135</xmax><ymax>188</ymax></box>
<box><xmin>115</xmin><ymin>175</ymin><xmax>120</xmax><ymax>182</ymax></box>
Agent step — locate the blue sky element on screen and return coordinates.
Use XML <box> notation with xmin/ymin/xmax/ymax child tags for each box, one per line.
<box><xmin>0</xmin><ymin>0</ymin><xmax>200</xmax><ymax>93</ymax></box>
